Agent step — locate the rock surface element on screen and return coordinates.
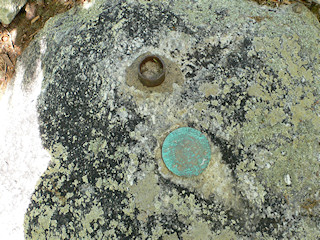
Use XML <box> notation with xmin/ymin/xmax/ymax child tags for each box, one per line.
<box><xmin>15</xmin><ymin>0</ymin><xmax>320</xmax><ymax>239</ymax></box>
<box><xmin>0</xmin><ymin>0</ymin><xmax>27</xmax><ymax>24</ymax></box>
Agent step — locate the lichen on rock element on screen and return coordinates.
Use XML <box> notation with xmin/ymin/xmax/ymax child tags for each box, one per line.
<box><xmin>23</xmin><ymin>0</ymin><xmax>320</xmax><ymax>239</ymax></box>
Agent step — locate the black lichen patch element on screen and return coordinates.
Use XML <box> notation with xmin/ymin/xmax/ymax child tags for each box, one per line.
<box><xmin>253</xmin><ymin>190</ymin><xmax>289</xmax><ymax>238</ymax></box>
<box><xmin>209</xmin><ymin>131</ymin><xmax>245</xmax><ymax>171</ymax></box>
<box><xmin>94</xmin><ymin>2</ymin><xmax>196</xmax><ymax>56</ymax></box>
<box><xmin>157</xmin><ymin>213</ymin><xmax>187</xmax><ymax>238</ymax></box>
<box><xmin>121</xmin><ymin>4</ymin><xmax>196</xmax><ymax>41</ymax></box>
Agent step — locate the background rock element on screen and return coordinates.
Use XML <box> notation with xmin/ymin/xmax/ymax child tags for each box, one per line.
<box><xmin>0</xmin><ymin>33</ymin><xmax>51</xmax><ymax>239</ymax></box>
<box><xmin>0</xmin><ymin>0</ymin><xmax>27</xmax><ymax>25</ymax></box>
<box><xmin>2</xmin><ymin>0</ymin><xmax>319</xmax><ymax>239</ymax></box>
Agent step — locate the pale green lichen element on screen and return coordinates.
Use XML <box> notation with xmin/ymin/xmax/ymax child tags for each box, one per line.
<box><xmin>240</xmin><ymin>34</ymin><xmax>320</xmax><ymax>205</ymax></box>
<box><xmin>129</xmin><ymin>167</ymin><xmax>160</xmax><ymax>214</ymax></box>
<box><xmin>199</xmin><ymin>82</ymin><xmax>220</xmax><ymax>97</ymax></box>
<box><xmin>78</xmin><ymin>205</ymin><xmax>104</xmax><ymax>237</ymax></box>
<box><xmin>181</xmin><ymin>220</ymin><xmax>214</xmax><ymax>239</ymax></box>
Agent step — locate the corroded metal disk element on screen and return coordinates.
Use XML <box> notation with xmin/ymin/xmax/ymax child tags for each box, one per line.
<box><xmin>161</xmin><ymin>127</ymin><xmax>211</xmax><ymax>177</ymax></box>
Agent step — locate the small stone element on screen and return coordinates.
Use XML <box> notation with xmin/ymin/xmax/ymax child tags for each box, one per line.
<box><xmin>292</xmin><ymin>4</ymin><xmax>303</xmax><ymax>14</ymax></box>
<box><xmin>284</xmin><ymin>174</ymin><xmax>291</xmax><ymax>186</ymax></box>
<box><xmin>25</xmin><ymin>2</ymin><xmax>37</xmax><ymax>20</ymax></box>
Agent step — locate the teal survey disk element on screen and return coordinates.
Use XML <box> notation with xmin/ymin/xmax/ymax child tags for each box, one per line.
<box><xmin>161</xmin><ymin>127</ymin><xmax>212</xmax><ymax>177</ymax></box>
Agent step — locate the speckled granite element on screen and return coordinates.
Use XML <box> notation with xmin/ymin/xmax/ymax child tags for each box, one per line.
<box><xmin>23</xmin><ymin>0</ymin><xmax>320</xmax><ymax>239</ymax></box>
